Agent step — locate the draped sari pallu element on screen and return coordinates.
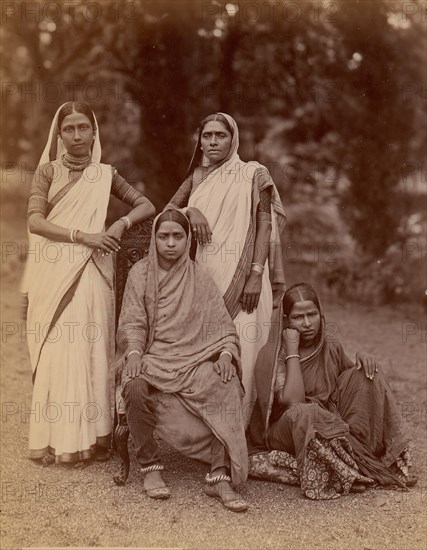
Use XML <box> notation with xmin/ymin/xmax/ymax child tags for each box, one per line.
<box><xmin>188</xmin><ymin>156</ymin><xmax>286</xmax><ymax>318</ymax></box>
<box><xmin>168</xmin><ymin>139</ymin><xmax>287</xmax><ymax>425</ymax></box>
<box><xmin>25</xmin><ymin>161</ymin><xmax>115</xmax><ymax>461</ymax></box>
<box><xmin>115</xmin><ymin>222</ymin><xmax>249</xmax><ymax>486</ymax></box>
<box><xmin>248</xmin><ymin>322</ymin><xmax>412</xmax><ymax>499</ymax></box>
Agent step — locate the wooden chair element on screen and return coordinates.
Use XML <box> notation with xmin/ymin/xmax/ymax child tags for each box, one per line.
<box><xmin>113</xmin><ymin>218</ymin><xmax>153</xmax><ymax>485</ymax></box>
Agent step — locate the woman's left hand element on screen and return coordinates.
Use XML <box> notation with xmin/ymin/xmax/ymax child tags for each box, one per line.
<box><xmin>241</xmin><ymin>272</ymin><xmax>262</xmax><ymax>313</ymax></box>
<box><xmin>104</xmin><ymin>220</ymin><xmax>126</xmax><ymax>253</ymax></box>
<box><xmin>356</xmin><ymin>351</ymin><xmax>379</xmax><ymax>380</ymax></box>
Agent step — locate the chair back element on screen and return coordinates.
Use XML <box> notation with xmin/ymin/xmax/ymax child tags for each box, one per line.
<box><xmin>114</xmin><ymin>218</ymin><xmax>153</xmax><ymax>325</ymax></box>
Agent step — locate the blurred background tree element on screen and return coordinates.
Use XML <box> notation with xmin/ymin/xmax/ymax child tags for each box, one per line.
<box><xmin>2</xmin><ymin>0</ymin><xmax>425</xmax><ymax>303</ymax></box>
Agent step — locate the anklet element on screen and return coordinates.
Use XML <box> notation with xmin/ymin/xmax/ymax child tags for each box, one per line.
<box><xmin>140</xmin><ymin>464</ymin><xmax>164</xmax><ymax>474</ymax></box>
<box><xmin>205</xmin><ymin>473</ymin><xmax>231</xmax><ymax>485</ymax></box>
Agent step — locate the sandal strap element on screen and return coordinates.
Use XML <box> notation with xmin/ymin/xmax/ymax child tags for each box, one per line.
<box><xmin>140</xmin><ymin>464</ymin><xmax>164</xmax><ymax>474</ymax></box>
<box><xmin>205</xmin><ymin>473</ymin><xmax>231</xmax><ymax>485</ymax></box>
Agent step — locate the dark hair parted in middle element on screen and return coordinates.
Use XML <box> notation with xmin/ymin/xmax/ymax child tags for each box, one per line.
<box><xmin>199</xmin><ymin>113</ymin><xmax>233</xmax><ymax>135</ymax></box>
<box><xmin>57</xmin><ymin>101</ymin><xmax>97</xmax><ymax>132</ymax></box>
<box><xmin>186</xmin><ymin>113</ymin><xmax>235</xmax><ymax>177</ymax></box>
<box><xmin>282</xmin><ymin>282</ymin><xmax>321</xmax><ymax>317</ymax></box>
<box><xmin>155</xmin><ymin>210</ymin><xmax>190</xmax><ymax>236</ymax></box>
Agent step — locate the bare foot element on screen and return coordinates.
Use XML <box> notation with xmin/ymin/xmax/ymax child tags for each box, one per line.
<box><xmin>209</xmin><ymin>480</ymin><xmax>240</xmax><ymax>502</ymax></box>
<box><xmin>143</xmin><ymin>470</ymin><xmax>170</xmax><ymax>500</ymax></box>
<box><xmin>73</xmin><ymin>459</ymin><xmax>91</xmax><ymax>470</ymax></box>
<box><xmin>41</xmin><ymin>453</ymin><xmax>55</xmax><ymax>467</ymax></box>
<box><xmin>143</xmin><ymin>470</ymin><xmax>167</xmax><ymax>492</ymax></box>
<box><xmin>204</xmin><ymin>480</ymin><xmax>248</xmax><ymax>512</ymax></box>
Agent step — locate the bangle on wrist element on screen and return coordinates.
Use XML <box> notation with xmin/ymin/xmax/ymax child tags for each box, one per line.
<box><xmin>220</xmin><ymin>350</ymin><xmax>233</xmax><ymax>360</ymax></box>
<box><xmin>69</xmin><ymin>229</ymin><xmax>79</xmax><ymax>243</ymax></box>
<box><xmin>120</xmin><ymin>216</ymin><xmax>132</xmax><ymax>230</ymax></box>
<box><xmin>251</xmin><ymin>262</ymin><xmax>264</xmax><ymax>274</ymax></box>
<box><xmin>127</xmin><ymin>349</ymin><xmax>142</xmax><ymax>359</ymax></box>
<box><xmin>285</xmin><ymin>354</ymin><xmax>300</xmax><ymax>361</ymax></box>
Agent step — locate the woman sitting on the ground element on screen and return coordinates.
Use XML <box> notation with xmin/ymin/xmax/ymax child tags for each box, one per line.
<box><xmin>115</xmin><ymin>210</ymin><xmax>248</xmax><ymax>512</ymax></box>
<box><xmin>247</xmin><ymin>282</ymin><xmax>416</xmax><ymax>500</ymax></box>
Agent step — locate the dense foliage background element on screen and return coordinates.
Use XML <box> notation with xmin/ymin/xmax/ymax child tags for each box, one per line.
<box><xmin>2</xmin><ymin>0</ymin><xmax>426</xmax><ymax>303</ymax></box>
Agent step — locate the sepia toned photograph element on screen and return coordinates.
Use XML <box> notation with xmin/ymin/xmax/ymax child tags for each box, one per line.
<box><xmin>1</xmin><ymin>1</ymin><xmax>426</xmax><ymax>549</ymax></box>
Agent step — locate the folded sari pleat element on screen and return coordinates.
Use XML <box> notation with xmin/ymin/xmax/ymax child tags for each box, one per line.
<box><xmin>27</xmin><ymin>161</ymin><xmax>114</xmax><ymax>462</ymax></box>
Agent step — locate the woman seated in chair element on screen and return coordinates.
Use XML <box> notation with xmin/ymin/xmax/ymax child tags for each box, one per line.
<box><xmin>114</xmin><ymin>210</ymin><xmax>248</xmax><ymax>512</ymax></box>
<box><xmin>247</xmin><ymin>282</ymin><xmax>416</xmax><ymax>500</ymax></box>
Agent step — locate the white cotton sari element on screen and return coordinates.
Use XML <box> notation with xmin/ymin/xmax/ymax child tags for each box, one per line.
<box><xmin>187</xmin><ymin>114</ymin><xmax>286</xmax><ymax>426</ymax></box>
<box><xmin>189</xmin><ymin>154</ymin><xmax>272</xmax><ymax>424</ymax></box>
<box><xmin>24</xmin><ymin>105</ymin><xmax>115</xmax><ymax>462</ymax></box>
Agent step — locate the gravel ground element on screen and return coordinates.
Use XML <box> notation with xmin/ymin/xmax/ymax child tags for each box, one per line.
<box><xmin>1</xmin><ymin>218</ymin><xmax>426</xmax><ymax>550</ymax></box>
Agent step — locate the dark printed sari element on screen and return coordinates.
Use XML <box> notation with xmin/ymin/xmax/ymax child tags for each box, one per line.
<box><xmin>247</xmin><ymin>317</ymin><xmax>412</xmax><ymax>499</ymax></box>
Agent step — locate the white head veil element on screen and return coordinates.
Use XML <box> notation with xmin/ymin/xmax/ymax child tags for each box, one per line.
<box><xmin>187</xmin><ymin>112</ymin><xmax>239</xmax><ymax>174</ymax></box>
<box><xmin>21</xmin><ymin>103</ymin><xmax>101</xmax><ymax>300</ymax></box>
<box><xmin>37</xmin><ymin>102</ymin><xmax>102</xmax><ymax>169</ymax></box>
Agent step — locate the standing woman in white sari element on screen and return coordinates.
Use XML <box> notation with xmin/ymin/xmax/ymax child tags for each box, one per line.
<box><xmin>165</xmin><ymin>113</ymin><xmax>286</xmax><ymax>426</ymax></box>
<box><xmin>23</xmin><ymin>101</ymin><xmax>155</xmax><ymax>464</ymax></box>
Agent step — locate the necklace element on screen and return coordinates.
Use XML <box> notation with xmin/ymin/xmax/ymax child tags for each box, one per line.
<box><xmin>61</xmin><ymin>153</ymin><xmax>92</xmax><ymax>171</ymax></box>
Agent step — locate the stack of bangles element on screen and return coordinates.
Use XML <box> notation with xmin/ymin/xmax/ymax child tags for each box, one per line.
<box><xmin>120</xmin><ymin>216</ymin><xmax>132</xmax><ymax>230</ymax></box>
<box><xmin>251</xmin><ymin>262</ymin><xmax>264</xmax><ymax>274</ymax></box>
<box><xmin>69</xmin><ymin>229</ymin><xmax>79</xmax><ymax>243</ymax></box>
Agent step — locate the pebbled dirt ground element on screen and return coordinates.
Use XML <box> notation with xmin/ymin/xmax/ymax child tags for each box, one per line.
<box><xmin>1</xmin><ymin>214</ymin><xmax>426</xmax><ymax>550</ymax></box>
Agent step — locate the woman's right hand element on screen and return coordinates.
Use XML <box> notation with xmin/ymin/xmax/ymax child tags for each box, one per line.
<box><xmin>213</xmin><ymin>354</ymin><xmax>236</xmax><ymax>383</ymax></box>
<box><xmin>123</xmin><ymin>354</ymin><xmax>144</xmax><ymax>379</ymax></box>
<box><xmin>187</xmin><ymin>207</ymin><xmax>212</xmax><ymax>245</ymax></box>
<box><xmin>283</xmin><ymin>328</ymin><xmax>300</xmax><ymax>355</ymax></box>
<box><xmin>78</xmin><ymin>231</ymin><xmax>121</xmax><ymax>254</ymax></box>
